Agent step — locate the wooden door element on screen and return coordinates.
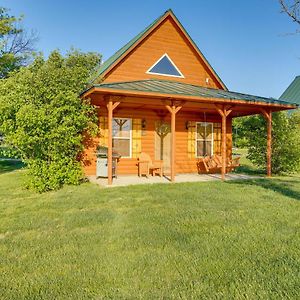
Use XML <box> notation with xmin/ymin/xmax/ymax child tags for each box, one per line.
<box><xmin>155</xmin><ymin>122</ymin><xmax>171</xmax><ymax>175</ymax></box>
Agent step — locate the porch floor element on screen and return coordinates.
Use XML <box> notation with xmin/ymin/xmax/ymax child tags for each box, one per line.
<box><xmin>88</xmin><ymin>173</ymin><xmax>258</xmax><ymax>188</ymax></box>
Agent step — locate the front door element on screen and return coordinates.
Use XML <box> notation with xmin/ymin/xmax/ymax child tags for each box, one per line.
<box><xmin>155</xmin><ymin>121</ymin><xmax>171</xmax><ymax>175</ymax></box>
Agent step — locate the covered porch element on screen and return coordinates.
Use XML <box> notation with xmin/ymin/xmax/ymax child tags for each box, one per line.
<box><xmin>81</xmin><ymin>79</ymin><xmax>297</xmax><ymax>185</ymax></box>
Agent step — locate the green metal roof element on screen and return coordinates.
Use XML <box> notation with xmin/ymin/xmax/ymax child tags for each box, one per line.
<box><xmin>90</xmin><ymin>79</ymin><xmax>298</xmax><ymax>107</ymax></box>
<box><xmin>93</xmin><ymin>9</ymin><xmax>227</xmax><ymax>90</ymax></box>
<box><xmin>280</xmin><ymin>76</ymin><xmax>300</xmax><ymax>106</ymax></box>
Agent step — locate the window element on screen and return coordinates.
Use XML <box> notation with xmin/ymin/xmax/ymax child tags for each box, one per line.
<box><xmin>196</xmin><ymin>122</ymin><xmax>213</xmax><ymax>157</ymax></box>
<box><xmin>112</xmin><ymin>118</ymin><xmax>131</xmax><ymax>157</ymax></box>
<box><xmin>146</xmin><ymin>53</ymin><xmax>184</xmax><ymax>78</ymax></box>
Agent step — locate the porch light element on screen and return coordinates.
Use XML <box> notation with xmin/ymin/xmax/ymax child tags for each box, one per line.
<box><xmin>185</xmin><ymin>121</ymin><xmax>192</xmax><ymax>130</ymax></box>
<box><xmin>142</xmin><ymin>119</ymin><xmax>146</xmax><ymax>129</ymax></box>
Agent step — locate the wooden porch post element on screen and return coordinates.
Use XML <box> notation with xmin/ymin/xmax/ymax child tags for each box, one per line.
<box><xmin>166</xmin><ymin>104</ymin><xmax>182</xmax><ymax>182</ymax></box>
<box><xmin>215</xmin><ymin>105</ymin><xmax>232</xmax><ymax>181</ymax></box>
<box><xmin>106</xmin><ymin>97</ymin><xmax>120</xmax><ymax>185</ymax></box>
<box><xmin>260</xmin><ymin>108</ymin><xmax>272</xmax><ymax>177</ymax></box>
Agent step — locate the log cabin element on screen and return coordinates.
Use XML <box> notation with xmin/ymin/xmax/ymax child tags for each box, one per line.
<box><xmin>81</xmin><ymin>9</ymin><xmax>298</xmax><ymax>185</ymax></box>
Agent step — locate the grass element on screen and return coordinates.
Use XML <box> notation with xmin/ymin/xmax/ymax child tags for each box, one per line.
<box><xmin>233</xmin><ymin>148</ymin><xmax>265</xmax><ymax>175</ymax></box>
<box><xmin>0</xmin><ymin>160</ymin><xmax>300</xmax><ymax>298</ymax></box>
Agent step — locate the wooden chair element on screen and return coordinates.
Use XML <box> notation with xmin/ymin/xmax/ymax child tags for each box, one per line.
<box><xmin>137</xmin><ymin>152</ymin><xmax>163</xmax><ymax>177</ymax></box>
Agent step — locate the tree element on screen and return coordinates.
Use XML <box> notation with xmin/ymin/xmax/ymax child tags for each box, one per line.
<box><xmin>0</xmin><ymin>7</ymin><xmax>37</xmax><ymax>78</ymax></box>
<box><xmin>279</xmin><ymin>0</ymin><xmax>300</xmax><ymax>31</ymax></box>
<box><xmin>240</xmin><ymin>112</ymin><xmax>300</xmax><ymax>174</ymax></box>
<box><xmin>0</xmin><ymin>49</ymin><xmax>101</xmax><ymax>192</ymax></box>
<box><xmin>232</xmin><ymin>117</ymin><xmax>250</xmax><ymax>148</ymax></box>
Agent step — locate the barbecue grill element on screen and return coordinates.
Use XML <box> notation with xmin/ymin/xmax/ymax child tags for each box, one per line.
<box><xmin>95</xmin><ymin>146</ymin><xmax>121</xmax><ymax>178</ymax></box>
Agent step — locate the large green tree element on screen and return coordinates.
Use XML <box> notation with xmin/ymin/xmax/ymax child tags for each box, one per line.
<box><xmin>0</xmin><ymin>49</ymin><xmax>101</xmax><ymax>192</ymax></box>
<box><xmin>0</xmin><ymin>7</ymin><xmax>37</xmax><ymax>78</ymax></box>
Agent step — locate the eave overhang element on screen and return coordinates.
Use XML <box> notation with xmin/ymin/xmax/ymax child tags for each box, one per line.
<box><xmin>81</xmin><ymin>80</ymin><xmax>298</xmax><ymax>111</ymax></box>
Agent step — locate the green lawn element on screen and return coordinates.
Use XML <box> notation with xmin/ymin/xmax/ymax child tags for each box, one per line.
<box><xmin>233</xmin><ymin>148</ymin><xmax>265</xmax><ymax>175</ymax></box>
<box><xmin>1</xmin><ymin>162</ymin><xmax>300</xmax><ymax>299</ymax></box>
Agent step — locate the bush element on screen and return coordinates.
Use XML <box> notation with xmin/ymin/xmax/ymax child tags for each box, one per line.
<box><xmin>242</xmin><ymin>111</ymin><xmax>300</xmax><ymax>174</ymax></box>
<box><xmin>0</xmin><ymin>49</ymin><xmax>101</xmax><ymax>191</ymax></box>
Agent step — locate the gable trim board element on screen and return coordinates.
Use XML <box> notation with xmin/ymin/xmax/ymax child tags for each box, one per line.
<box><xmin>94</xmin><ymin>9</ymin><xmax>227</xmax><ymax>90</ymax></box>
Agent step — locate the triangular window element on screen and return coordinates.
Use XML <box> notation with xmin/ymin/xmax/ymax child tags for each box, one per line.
<box><xmin>146</xmin><ymin>54</ymin><xmax>184</xmax><ymax>78</ymax></box>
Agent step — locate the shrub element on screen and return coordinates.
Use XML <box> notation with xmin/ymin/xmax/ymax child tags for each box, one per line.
<box><xmin>0</xmin><ymin>49</ymin><xmax>101</xmax><ymax>191</ymax></box>
<box><xmin>242</xmin><ymin>111</ymin><xmax>300</xmax><ymax>174</ymax></box>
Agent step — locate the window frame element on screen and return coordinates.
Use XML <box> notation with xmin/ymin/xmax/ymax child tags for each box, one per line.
<box><xmin>112</xmin><ymin>117</ymin><xmax>132</xmax><ymax>158</ymax></box>
<box><xmin>146</xmin><ymin>53</ymin><xmax>185</xmax><ymax>78</ymax></box>
<box><xmin>195</xmin><ymin>122</ymin><xmax>214</xmax><ymax>158</ymax></box>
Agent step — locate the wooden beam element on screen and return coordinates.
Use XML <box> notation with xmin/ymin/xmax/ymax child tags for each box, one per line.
<box><xmin>112</xmin><ymin>101</ymin><xmax>120</xmax><ymax>110</ymax></box>
<box><xmin>260</xmin><ymin>108</ymin><xmax>272</xmax><ymax>177</ymax></box>
<box><xmin>106</xmin><ymin>98</ymin><xmax>121</xmax><ymax>185</ymax></box>
<box><xmin>221</xmin><ymin>114</ymin><xmax>227</xmax><ymax>181</ymax></box>
<box><xmin>215</xmin><ymin>105</ymin><xmax>232</xmax><ymax>181</ymax></box>
<box><xmin>225</xmin><ymin>109</ymin><xmax>232</xmax><ymax>117</ymax></box>
<box><xmin>165</xmin><ymin>105</ymin><xmax>173</xmax><ymax>114</ymax></box>
<box><xmin>107</xmin><ymin>100</ymin><xmax>113</xmax><ymax>185</ymax></box>
<box><xmin>267</xmin><ymin>113</ymin><xmax>272</xmax><ymax>177</ymax></box>
<box><xmin>174</xmin><ymin>106</ymin><xmax>182</xmax><ymax>114</ymax></box>
<box><xmin>260</xmin><ymin>108</ymin><xmax>271</xmax><ymax>121</ymax></box>
<box><xmin>166</xmin><ymin>105</ymin><xmax>182</xmax><ymax>182</ymax></box>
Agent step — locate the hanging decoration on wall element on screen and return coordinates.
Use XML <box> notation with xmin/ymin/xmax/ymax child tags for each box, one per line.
<box><xmin>155</xmin><ymin>121</ymin><xmax>171</xmax><ymax>160</ymax></box>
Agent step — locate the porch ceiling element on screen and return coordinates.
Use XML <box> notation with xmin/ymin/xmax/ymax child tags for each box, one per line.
<box><xmin>81</xmin><ymin>79</ymin><xmax>298</xmax><ymax>117</ymax></box>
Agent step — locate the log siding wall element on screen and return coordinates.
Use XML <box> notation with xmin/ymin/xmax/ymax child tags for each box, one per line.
<box><xmin>83</xmin><ymin>109</ymin><xmax>232</xmax><ymax>176</ymax></box>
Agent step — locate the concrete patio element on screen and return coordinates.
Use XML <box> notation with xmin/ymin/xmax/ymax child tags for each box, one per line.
<box><xmin>88</xmin><ymin>173</ymin><xmax>258</xmax><ymax>188</ymax></box>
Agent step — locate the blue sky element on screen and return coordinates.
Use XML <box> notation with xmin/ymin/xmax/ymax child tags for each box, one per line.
<box><xmin>2</xmin><ymin>0</ymin><xmax>300</xmax><ymax>98</ymax></box>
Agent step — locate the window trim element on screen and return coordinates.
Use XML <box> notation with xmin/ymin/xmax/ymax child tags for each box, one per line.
<box><xmin>146</xmin><ymin>53</ymin><xmax>185</xmax><ymax>78</ymax></box>
<box><xmin>112</xmin><ymin>117</ymin><xmax>132</xmax><ymax>158</ymax></box>
<box><xmin>195</xmin><ymin>122</ymin><xmax>214</xmax><ymax>158</ymax></box>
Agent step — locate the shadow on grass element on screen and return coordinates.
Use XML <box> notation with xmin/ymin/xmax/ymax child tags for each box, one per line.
<box><xmin>234</xmin><ymin>164</ymin><xmax>265</xmax><ymax>176</ymax></box>
<box><xmin>228</xmin><ymin>177</ymin><xmax>300</xmax><ymax>202</ymax></box>
<box><xmin>0</xmin><ymin>159</ymin><xmax>25</xmax><ymax>174</ymax></box>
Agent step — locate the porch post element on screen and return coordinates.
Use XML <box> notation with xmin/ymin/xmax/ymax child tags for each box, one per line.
<box><xmin>166</xmin><ymin>104</ymin><xmax>182</xmax><ymax>182</ymax></box>
<box><xmin>215</xmin><ymin>105</ymin><xmax>232</xmax><ymax>181</ymax></box>
<box><xmin>260</xmin><ymin>108</ymin><xmax>272</xmax><ymax>177</ymax></box>
<box><xmin>221</xmin><ymin>113</ymin><xmax>227</xmax><ymax>181</ymax></box>
<box><xmin>106</xmin><ymin>97</ymin><xmax>120</xmax><ymax>185</ymax></box>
